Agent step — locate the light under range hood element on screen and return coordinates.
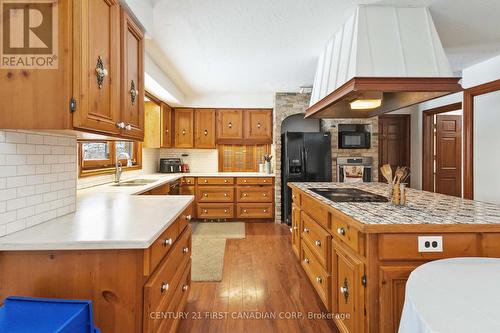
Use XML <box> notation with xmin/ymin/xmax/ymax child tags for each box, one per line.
<box><xmin>305</xmin><ymin>6</ymin><xmax>462</xmax><ymax>119</ymax></box>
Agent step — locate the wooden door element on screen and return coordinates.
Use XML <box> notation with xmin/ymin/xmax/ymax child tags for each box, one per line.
<box><xmin>194</xmin><ymin>109</ymin><xmax>216</xmax><ymax>148</ymax></box>
<box><xmin>217</xmin><ymin>109</ymin><xmax>243</xmax><ymax>141</ymax></box>
<box><xmin>379</xmin><ymin>266</ymin><xmax>418</xmax><ymax>333</ymax></box>
<box><xmin>120</xmin><ymin>8</ymin><xmax>144</xmax><ymax>140</ymax></box>
<box><xmin>175</xmin><ymin>109</ymin><xmax>194</xmax><ymax>148</ymax></box>
<box><xmin>0</xmin><ymin>0</ymin><xmax>72</xmax><ymax>129</ymax></box>
<box><xmin>143</xmin><ymin>101</ymin><xmax>161</xmax><ymax>148</ymax></box>
<box><xmin>436</xmin><ymin>115</ymin><xmax>462</xmax><ymax>197</ymax></box>
<box><xmin>73</xmin><ymin>0</ymin><xmax>121</xmax><ymax>135</ymax></box>
<box><xmin>244</xmin><ymin>109</ymin><xmax>272</xmax><ymax>141</ymax></box>
<box><xmin>161</xmin><ymin>103</ymin><xmax>173</xmax><ymax>148</ymax></box>
<box><xmin>378</xmin><ymin>115</ymin><xmax>410</xmax><ymax>183</ymax></box>
<box><xmin>334</xmin><ymin>246</ymin><xmax>365</xmax><ymax>333</ymax></box>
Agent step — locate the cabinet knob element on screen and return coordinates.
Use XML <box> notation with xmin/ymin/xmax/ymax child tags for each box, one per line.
<box><xmin>293</xmin><ymin>226</ymin><xmax>298</xmax><ymax>230</ymax></box>
<box><xmin>125</xmin><ymin>124</ymin><xmax>132</xmax><ymax>131</ymax></box>
<box><xmin>244</xmin><ymin>180</ymin><xmax>247</xmax><ymax>183</ymax></box>
<box><xmin>182</xmin><ymin>129</ymin><xmax>186</xmax><ymax>135</ymax></box>
<box><xmin>263</xmin><ymin>209</ymin><xmax>267</xmax><ymax>213</ymax></box>
<box><xmin>315</xmin><ymin>240</ymin><xmax>321</xmax><ymax>247</ymax></box>
<box><xmin>116</xmin><ymin>121</ymin><xmax>126</xmax><ymax>129</ymax></box>
<box><xmin>204</xmin><ymin>179</ymin><xmax>208</xmax><ymax>183</ymax></box>
<box><xmin>224</xmin><ymin>179</ymin><xmax>228</xmax><ymax>183</ymax></box>
<box><xmin>340</xmin><ymin>278</ymin><xmax>350</xmax><ymax>303</ymax></box>
<box><xmin>129</xmin><ymin>80</ymin><xmax>138</xmax><ymax>105</ymax></box>
<box><xmin>337</xmin><ymin>227</ymin><xmax>346</xmax><ymax>236</ymax></box>
<box><xmin>163</xmin><ymin>238</ymin><xmax>173</xmax><ymax>246</ymax></box>
<box><xmin>183</xmin><ymin>247</ymin><xmax>189</xmax><ymax>254</ymax></box>
<box><xmin>224</xmin><ymin>209</ymin><xmax>228</xmax><ymax>213</ymax></box>
<box><xmin>204</xmin><ymin>209</ymin><xmax>208</xmax><ymax>213</ymax></box>
<box><xmin>243</xmin><ymin>193</ymin><xmax>248</xmax><ymax>197</ymax></box>
<box><xmin>95</xmin><ymin>56</ymin><xmax>108</xmax><ymax>89</ymax></box>
<box><xmin>304</xmin><ymin>258</ymin><xmax>310</xmax><ymax>264</ymax></box>
<box><xmin>224</xmin><ymin>193</ymin><xmax>228</xmax><ymax>197</ymax></box>
<box><xmin>204</xmin><ymin>129</ymin><xmax>208</xmax><ymax>136</ymax></box>
<box><xmin>204</xmin><ymin>193</ymin><xmax>208</xmax><ymax>197</ymax></box>
<box><xmin>187</xmin><ymin>180</ymin><xmax>191</xmax><ymax>183</ymax></box>
<box><xmin>182</xmin><ymin>285</ymin><xmax>189</xmax><ymax>292</ymax></box>
<box><xmin>257</xmin><ymin>122</ymin><xmax>262</xmax><ymax>128</ymax></box>
<box><xmin>243</xmin><ymin>209</ymin><xmax>247</xmax><ymax>213</ymax></box>
<box><xmin>316</xmin><ymin>276</ymin><xmax>323</xmax><ymax>284</ymax></box>
<box><xmin>161</xmin><ymin>282</ymin><xmax>169</xmax><ymax>293</ymax></box>
<box><xmin>289</xmin><ymin>227</ymin><xmax>292</xmax><ymax>233</ymax></box>
<box><xmin>303</xmin><ymin>227</ymin><xmax>310</xmax><ymax>233</ymax></box>
<box><xmin>263</xmin><ymin>179</ymin><xmax>267</xmax><ymax>183</ymax></box>
<box><xmin>263</xmin><ymin>193</ymin><xmax>267</xmax><ymax>197</ymax></box>
<box><xmin>166</xmin><ymin>129</ymin><xmax>169</xmax><ymax>133</ymax></box>
<box><xmin>228</xmin><ymin>122</ymin><xmax>233</xmax><ymax>128</ymax></box>
<box><xmin>185</xmin><ymin>215</ymin><xmax>192</xmax><ymax>221</ymax></box>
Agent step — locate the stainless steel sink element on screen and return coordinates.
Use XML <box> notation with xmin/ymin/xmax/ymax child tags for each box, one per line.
<box><xmin>111</xmin><ymin>179</ymin><xmax>158</xmax><ymax>187</ymax></box>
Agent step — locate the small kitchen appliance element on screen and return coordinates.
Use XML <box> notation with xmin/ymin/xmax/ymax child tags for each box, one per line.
<box><xmin>159</xmin><ymin>158</ymin><xmax>182</xmax><ymax>173</ymax></box>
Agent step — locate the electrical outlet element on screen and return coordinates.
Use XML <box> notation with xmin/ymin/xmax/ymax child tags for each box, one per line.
<box><xmin>418</xmin><ymin>236</ymin><xmax>443</xmax><ymax>252</ymax></box>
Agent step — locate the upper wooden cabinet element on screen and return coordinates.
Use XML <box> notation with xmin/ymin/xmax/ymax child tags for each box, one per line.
<box><xmin>0</xmin><ymin>0</ymin><xmax>145</xmax><ymax>140</ymax></box>
<box><xmin>175</xmin><ymin>109</ymin><xmax>194</xmax><ymax>148</ymax></box>
<box><xmin>194</xmin><ymin>109</ymin><xmax>216</xmax><ymax>148</ymax></box>
<box><xmin>244</xmin><ymin>109</ymin><xmax>272</xmax><ymax>141</ymax></box>
<box><xmin>120</xmin><ymin>8</ymin><xmax>145</xmax><ymax>140</ymax></box>
<box><xmin>217</xmin><ymin>109</ymin><xmax>244</xmax><ymax>141</ymax></box>
<box><xmin>162</xmin><ymin>103</ymin><xmax>173</xmax><ymax>148</ymax></box>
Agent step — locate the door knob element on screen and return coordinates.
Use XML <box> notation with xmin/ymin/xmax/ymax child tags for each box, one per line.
<box><xmin>163</xmin><ymin>238</ymin><xmax>173</xmax><ymax>246</ymax></box>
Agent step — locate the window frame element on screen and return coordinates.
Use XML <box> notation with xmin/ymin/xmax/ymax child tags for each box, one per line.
<box><xmin>78</xmin><ymin>141</ymin><xmax>142</xmax><ymax>178</ymax></box>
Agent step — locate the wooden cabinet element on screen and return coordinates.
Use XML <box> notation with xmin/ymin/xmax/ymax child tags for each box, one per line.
<box><xmin>301</xmin><ymin>240</ymin><xmax>331</xmax><ymax>309</ymax></box>
<box><xmin>144</xmin><ymin>100</ymin><xmax>173</xmax><ymax>148</ymax></box>
<box><xmin>291</xmin><ymin>204</ymin><xmax>301</xmax><ymax>259</ymax></box>
<box><xmin>120</xmin><ymin>8</ymin><xmax>144</xmax><ymax>140</ymax></box>
<box><xmin>194</xmin><ymin>109</ymin><xmax>216</xmax><ymax>148</ymax></box>
<box><xmin>302</xmin><ymin>211</ymin><xmax>331</xmax><ymax>271</ymax></box>
<box><xmin>333</xmin><ymin>245</ymin><xmax>365</xmax><ymax>333</ymax></box>
<box><xmin>236</xmin><ymin>186</ymin><xmax>273</xmax><ymax>202</ymax></box>
<box><xmin>175</xmin><ymin>109</ymin><xmax>194</xmax><ymax>148</ymax></box>
<box><xmin>162</xmin><ymin>103</ymin><xmax>174</xmax><ymax>148</ymax></box>
<box><xmin>0</xmin><ymin>0</ymin><xmax>145</xmax><ymax>140</ymax></box>
<box><xmin>197</xmin><ymin>186</ymin><xmax>234</xmax><ymax>203</ymax></box>
<box><xmin>217</xmin><ymin>109</ymin><xmax>243</xmax><ymax>141</ymax></box>
<box><xmin>197</xmin><ymin>203</ymin><xmax>234</xmax><ymax>219</ymax></box>
<box><xmin>236</xmin><ymin>203</ymin><xmax>273</xmax><ymax>219</ymax></box>
<box><xmin>72</xmin><ymin>0</ymin><xmax>122</xmax><ymax>135</ymax></box>
<box><xmin>244</xmin><ymin>109</ymin><xmax>272</xmax><ymax>141</ymax></box>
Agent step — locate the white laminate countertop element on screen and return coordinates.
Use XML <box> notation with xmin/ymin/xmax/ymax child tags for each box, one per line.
<box><xmin>0</xmin><ymin>172</ymin><xmax>275</xmax><ymax>251</ymax></box>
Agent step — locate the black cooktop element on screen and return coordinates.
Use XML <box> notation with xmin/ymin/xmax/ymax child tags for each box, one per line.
<box><xmin>309</xmin><ymin>187</ymin><xmax>388</xmax><ymax>203</ymax></box>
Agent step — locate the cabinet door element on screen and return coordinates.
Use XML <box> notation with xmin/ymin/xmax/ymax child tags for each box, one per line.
<box><xmin>194</xmin><ymin>109</ymin><xmax>216</xmax><ymax>148</ymax></box>
<box><xmin>379</xmin><ymin>266</ymin><xmax>418</xmax><ymax>333</ymax></box>
<box><xmin>217</xmin><ymin>109</ymin><xmax>243</xmax><ymax>140</ymax></box>
<box><xmin>175</xmin><ymin>109</ymin><xmax>194</xmax><ymax>148</ymax></box>
<box><xmin>291</xmin><ymin>204</ymin><xmax>301</xmax><ymax>259</ymax></box>
<box><xmin>73</xmin><ymin>0</ymin><xmax>121</xmax><ymax>135</ymax></box>
<box><xmin>162</xmin><ymin>103</ymin><xmax>173</xmax><ymax>148</ymax></box>
<box><xmin>143</xmin><ymin>101</ymin><xmax>161</xmax><ymax>148</ymax></box>
<box><xmin>120</xmin><ymin>8</ymin><xmax>145</xmax><ymax>140</ymax></box>
<box><xmin>334</xmin><ymin>245</ymin><xmax>365</xmax><ymax>333</ymax></box>
<box><xmin>244</xmin><ymin>109</ymin><xmax>272</xmax><ymax>141</ymax></box>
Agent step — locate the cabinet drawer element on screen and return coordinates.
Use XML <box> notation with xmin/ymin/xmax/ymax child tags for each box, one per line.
<box><xmin>197</xmin><ymin>203</ymin><xmax>234</xmax><ymax>219</ymax></box>
<box><xmin>332</xmin><ymin>210</ymin><xmax>360</xmax><ymax>254</ymax></box>
<box><xmin>144</xmin><ymin>226</ymin><xmax>191</xmax><ymax>330</ymax></box>
<box><xmin>236</xmin><ymin>186</ymin><xmax>273</xmax><ymax>203</ymax></box>
<box><xmin>178</xmin><ymin>204</ymin><xmax>193</xmax><ymax>233</ymax></box>
<box><xmin>291</xmin><ymin>204</ymin><xmax>301</xmax><ymax>260</ymax></box>
<box><xmin>301</xmin><ymin>193</ymin><xmax>330</xmax><ymax>229</ymax></box>
<box><xmin>236</xmin><ymin>177</ymin><xmax>273</xmax><ymax>185</ymax></box>
<box><xmin>147</xmin><ymin>219</ymin><xmax>179</xmax><ymax>275</ymax></box>
<box><xmin>197</xmin><ymin>186</ymin><xmax>234</xmax><ymax>202</ymax></box>
<box><xmin>301</xmin><ymin>240</ymin><xmax>331</xmax><ymax>310</ymax></box>
<box><xmin>236</xmin><ymin>203</ymin><xmax>273</xmax><ymax>219</ymax></box>
<box><xmin>301</xmin><ymin>211</ymin><xmax>331</xmax><ymax>272</ymax></box>
<box><xmin>181</xmin><ymin>177</ymin><xmax>195</xmax><ymax>185</ymax></box>
<box><xmin>198</xmin><ymin>177</ymin><xmax>234</xmax><ymax>185</ymax></box>
<box><xmin>378</xmin><ymin>233</ymin><xmax>479</xmax><ymax>261</ymax></box>
<box><xmin>291</xmin><ymin>189</ymin><xmax>301</xmax><ymax>206</ymax></box>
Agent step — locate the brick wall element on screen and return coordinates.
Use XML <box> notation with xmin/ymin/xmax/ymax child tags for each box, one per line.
<box><xmin>0</xmin><ymin>130</ymin><xmax>77</xmax><ymax>237</ymax></box>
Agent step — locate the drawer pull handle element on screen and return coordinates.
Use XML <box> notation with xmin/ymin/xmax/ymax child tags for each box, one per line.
<box><xmin>315</xmin><ymin>240</ymin><xmax>321</xmax><ymax>247</ymax></box>
<box><xmin>186</xmin><ymin>215</ymin><xmax>192</xmax><ymax>221</ymax></box>
<box><xmin>263</xmin><ymin>193</ymin><xmax>267</xmax><ymax>197</ymax></box>
<box><xmin>204</xmin><ymin>193</ymin><xmax>208</xmax><ymax>197</ymax></box>
<box><xmin>182</xmin><ymin>285</ymin><xmax>189</xmax><ymax>292</ymax></box>
<box><xmin>161</xmin><ymin>282</ymin><xmax>169</xmax><ymax>293</ymax></box>
<box><xmin>163</xmin><ymin>238</ymin><xmax>173</xmax><ymax>246</ymax></box>
<box><xmin>257</xmin><ymin>122</ymin><xmax>262</xmax><ymax>129</ymax></box>
<box><xmin>204</xmin><ymin>129</ymin><xmax>208</xmax><ymax>136</ymax></box>
<box><xmin>263</xmin><ymin>209</ymin><xmax>267</xmax><ymax>213</ymax></box>
<box><xmin>244</xmin><ymin>180</ymin><xmax>247</xmax><ymax>183</ymax></box>
<box><xmin>304</xmin><ymin>258</ymin><xmax>310</xmax><ymax>264</ymax></box>
<box><xmin>340</xmin><ymin>278</ymin><xmax>350</xmax><ymax>303</ymax></box>
<box><xmin>316</xmin><ymin>276</ymin><xmax>323</xmax><ymax>284</ymax></box>
<box><xmin>228</xmin><ymin>122</ymin><xmax>233</xmax><ymax>128</ymax></box>
<box><xmin>224</xmin><ymin>209</ymin><xmax>228</xmax><ymax>213</ymax></box>
<box><xmin>263</xmin><ymin>179</ymin><xmax>267</xmax><ymax>183</ymax></box>
<box><xmin>337</xmin><ymin>227</ymin><xmax>346</xmax><ymax>236</ymax></box>
<box><xmin>224</xmin><ymin>179</ymin><xmax>228</xmax><ymax>183</ymax></box>
<box><xmin>243</xmin><ymin>193</ymin><xmax>248</xmax><ymax>197</ymax></box>
<box><xmin>292</xmin><ymin>194</ymin><xmax>295</xmax><ymax>199</ymax></box>
<box><xmin>183</xmin><ymin>247</ymin><xmax>189</xmax><ymax>254</ymax></box>
<box><xmin>182</xmin><ymin>129</ymin><xmax>186</xmax><ymax>135</ymax></box>
<box><xmin>204</xmin><ymin>180</ymin><xmax>208</xmax><ymax>183</ymax></box>
<box><xmin>204</xmin><ymin>209</ymin><xmax>208</xmax><ymax>213</ymax></box>
<box><xmin>95</xmin><ymin>56</ymin><xmax>108</xmax><ymax>89</ymax></box>
<box><xmin>303</xmin><ymin>228</ymin><xmax>310</xmax><ymax>233</ymax></box>
<box><xmin>293</xmin><ymin>226</ymin><xmax>298</xmax><ymax>230</ymax></box>
<box><xmin>243</xmin><ymin>209</ymin><xmax>247</xmax><ymax>213</ymax></box>
<box><xmin>224</xmin><ymin>193</ymin><xmax>228</xmax><ymax>197</ymax></box>
<box><xmin>187</xmin><ymin>180</ymin><xmax>191</xmax><ymax>183</ymax></box>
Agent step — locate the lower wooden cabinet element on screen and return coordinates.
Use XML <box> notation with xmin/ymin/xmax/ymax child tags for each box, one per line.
<box><xmin>197</xmin><ymin>203</ymin><xmax>234</xmax><ymax>219</ymax></box>
<box><xmin>197</xmin><ymin>186</ymin><xmax>234</xmax><ymax>203</ymax></box>
<box><xmin>236</xmin><ymin>203</ymin><xmax>273</xmax><ymax>219</ymax></box>
<box><xmin>301</xmin><ymin>240</ymin><xmax>331</xmax><ymax>309</ymax></box>
<box><xmin>291</xmin><ymin>203</ymin><xmax>301</xmax><ymax>259</ymax></box>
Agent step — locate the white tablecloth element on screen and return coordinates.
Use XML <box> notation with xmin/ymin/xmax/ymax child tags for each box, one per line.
<box><xmin>399</xmin><ymin>258</ymin><xmax>500</xmax><ymax>333</ymax></box>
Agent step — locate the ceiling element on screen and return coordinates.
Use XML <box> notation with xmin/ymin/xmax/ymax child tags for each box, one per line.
<box><xmin>150</xmin><ymin>0</ymin><xmax>500</xmax><ymax>100</ymax></box>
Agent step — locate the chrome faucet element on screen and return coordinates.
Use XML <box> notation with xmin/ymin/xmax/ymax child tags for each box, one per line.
<box><xmin>115</xmin><ymin>152</ymin><xmax>132</xmax><ymax>183</ymax></box>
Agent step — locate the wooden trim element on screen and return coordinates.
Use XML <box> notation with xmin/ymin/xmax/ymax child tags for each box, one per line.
<box><xmin>305</xmin><ymin>77</ymin><xmax>462</xmax><ymax>119</ymax></box>
<box><xmin>422</xmin><ymin>102</ymin><xmax>462</xmax><ymax>192</ymax></box>
<box><xmin>463</xmin><ymin>79</ymin><xmax>500</xmax><ymax>199</ymax></box>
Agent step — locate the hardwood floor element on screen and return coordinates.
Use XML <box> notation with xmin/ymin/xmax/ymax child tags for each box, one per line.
<box><xmin>178</xmin><ymin>223</ymin><xmax>339</xmax><ymax>333</ymax></box>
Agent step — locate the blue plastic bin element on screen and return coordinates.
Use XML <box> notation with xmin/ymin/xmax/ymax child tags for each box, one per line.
<box><xmin>0</xmin><ymin>296</ymin><xmax>100</xmax><ymax>333</ymax></box>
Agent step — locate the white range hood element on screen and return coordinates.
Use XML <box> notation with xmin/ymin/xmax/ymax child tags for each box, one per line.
<box><xmin>306</xmin><ymin>5</ymin><xmax>462</xmax><ymax>118</ymax></box>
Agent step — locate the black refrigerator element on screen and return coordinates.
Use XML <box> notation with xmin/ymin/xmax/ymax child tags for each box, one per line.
<box><xmin>281</xmin><ymin>132</ymin><xmax>332</xmax><ymax>225</ymax></box>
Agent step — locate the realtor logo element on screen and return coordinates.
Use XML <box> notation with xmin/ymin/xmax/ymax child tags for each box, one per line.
<box><xmin>0</xmin><ymin>0</ymin><xmax>58</xmax><ymax>69</ymax></box>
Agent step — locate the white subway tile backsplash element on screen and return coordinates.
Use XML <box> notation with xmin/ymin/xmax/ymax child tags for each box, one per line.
<box><xmin>0</xmin><ymin>130</ymin><xmax>77</xmax><ymax>237</ymax></box>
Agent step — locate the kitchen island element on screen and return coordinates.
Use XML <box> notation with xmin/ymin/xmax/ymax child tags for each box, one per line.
<box><xmin>289</xmin><ymin>182</ymin><xmax>500</xmax><ymax>333</ymax></box>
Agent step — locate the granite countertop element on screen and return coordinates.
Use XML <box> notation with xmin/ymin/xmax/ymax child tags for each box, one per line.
<box><xmin>290</xmin><ymin>182</ymin><xmax>500</xmax><ymax>226</ymax></box>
